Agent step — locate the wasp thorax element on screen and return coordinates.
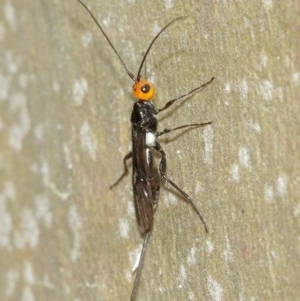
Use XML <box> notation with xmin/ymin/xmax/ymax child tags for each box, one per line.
<box><xmin>132</xmin><ymin>79</ymin><xmax>155</xmax><ymax>101</ymax></box>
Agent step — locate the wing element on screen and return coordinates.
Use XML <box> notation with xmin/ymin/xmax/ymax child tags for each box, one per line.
<box><xmin>132</xmin><ymin>128</ymin><xmax>159</xmax><ymax>235</ymax></box>
<box><xmin>133</xmin><ymin>178</ymin><xmax>154</xmax><ymax>235</ymax></box>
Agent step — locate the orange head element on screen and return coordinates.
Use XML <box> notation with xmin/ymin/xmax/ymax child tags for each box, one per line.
<box><xmin>132</xmin><ymin>79</ymin><xmax>155</xmax><ymax>101</ymax></box>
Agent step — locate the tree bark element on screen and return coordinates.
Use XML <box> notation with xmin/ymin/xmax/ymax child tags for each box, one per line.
<box><xmin>0</xmin><ymin>1</ymin><xmax>299</xmax><ymax>300</ymax></box>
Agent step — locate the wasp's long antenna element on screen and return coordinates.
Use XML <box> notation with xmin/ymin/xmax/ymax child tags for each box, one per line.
<box><xmin>76</xmin><ymin>0</ymin><xmax>135</xmax><ymax>81</ymax></box>
<box><xmin>136</xmin><ymin>16</ymin><xmax>186</xmax><ymax>81</ymax></box>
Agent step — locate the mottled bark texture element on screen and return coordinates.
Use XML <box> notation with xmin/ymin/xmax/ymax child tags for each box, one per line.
<box><xmin>0</xmin><ymin>1</ymin><xmax>299</xmax><ymax>300</ymax></box>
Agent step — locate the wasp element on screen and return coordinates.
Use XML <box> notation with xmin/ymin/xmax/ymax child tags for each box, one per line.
<box><xmin>76</xmin><ymin>1</ymin><xmax>214</xmax><ymax>300</ymax></box>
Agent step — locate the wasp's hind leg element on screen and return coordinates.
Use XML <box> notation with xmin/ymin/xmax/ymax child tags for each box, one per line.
<box><xmin>154</xmin><ymin>142</ymin><xmax>208</xmax><ymax>232</ymax></box>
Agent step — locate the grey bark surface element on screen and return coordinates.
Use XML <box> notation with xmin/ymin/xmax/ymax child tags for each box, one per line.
<box><xmin>0</xmin><ymin>1</ymin><xmax>299</xmax><ymax>301</ymax></box>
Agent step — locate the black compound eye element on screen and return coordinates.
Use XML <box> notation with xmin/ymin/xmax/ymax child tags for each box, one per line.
<box><xmin>141</xmin><ymin>84</ymin><xmax>150</xmax><ymax>94</ymax></box>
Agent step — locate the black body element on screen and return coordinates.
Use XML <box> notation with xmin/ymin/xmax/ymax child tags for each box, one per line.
<box><xmin>131</xmin><ymin>101</ymin><xmax>160</xmax><ymax>235</ymax></box>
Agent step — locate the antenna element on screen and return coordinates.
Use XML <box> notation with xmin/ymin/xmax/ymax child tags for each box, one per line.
<box><xmin>136</xmin><ymin>16</ymin><xmax>186</xmax><ymax>81</ymax></box>
<box><xmin>76</xmin><ymin>0</ymin><xmax>135</xmax><ymax>81</ymax></box>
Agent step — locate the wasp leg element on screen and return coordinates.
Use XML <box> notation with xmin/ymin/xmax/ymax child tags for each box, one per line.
<box><xmin>154</xmin><ymin>142</ymin><xmax>208</xmax><ymax>232</ymax></box>
<box><xmin>156</xmin><ymin>77</ymin><xmax>215</xmax><ymax>114</ymax></box>
<box><xmin>109</xmin><ymin>152</ymin><xmax>132</xmax><ymax>189</ymax></box>
<box><xmin>157</xmin><ymin>122</ymin><xmax>211</xmax><ymax>137</ymax></box>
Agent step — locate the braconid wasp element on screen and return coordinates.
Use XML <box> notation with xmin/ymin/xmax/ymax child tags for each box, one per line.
<box><xmin>76</xmin><ymin>1</ymin><xmax>215</xmax><ymax>300</ymax></box>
